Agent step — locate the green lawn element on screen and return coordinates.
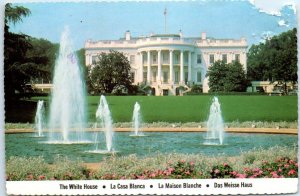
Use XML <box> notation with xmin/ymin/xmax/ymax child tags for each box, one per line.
<box><xmin>32</xmin><ymin>95</ymin><xmax>297</xmax><ymax>123</ymax></box>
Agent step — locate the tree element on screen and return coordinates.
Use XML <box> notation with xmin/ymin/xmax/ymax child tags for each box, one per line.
<box><xmin>223</xmin><ymin>61</ymin><xmax>248</xmax><ymax>92</ymax></box>
<box><xmin>247</xmin><ymin>28</ymin><xmax>297</xmax><ymax>93</ymax></box>
<box><xmin>206</xmin><ymin>60</ymin><xmax>228</xmax><ymax>92</ymax></box>
<box><xmin>88</xmin><ymin>50</ymin><xmax>133</xmax><ymax>94</ymax></box>
<box><xmin>4</xmin><ymin>3</ymin><xmax>32</xmax><ymax>98</ymax></box>
<box><xmin>207</xmin><ymin>60</ymin><xmax>248</xmax><ymax>92</ymax></box>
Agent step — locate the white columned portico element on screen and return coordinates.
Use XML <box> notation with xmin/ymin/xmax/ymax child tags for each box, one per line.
<box><xmin>147</xmin><ymin>50</ymin><xmax>151</xmax><ymax>84</ymax></box>
<box><xmin>180</xmin><ymin>50</ymin><xmax>184</xmax><ymax>84</ymax></box>
<box><xmin>139</xmin><ymin>52</ymin><xmax>143</xmax><ymax>83</ymax></box>
<box><xmin>157</xmin><ymin>50</ymin><xmax>162</xmax><ymax>84</ymax></box>
<box><xmin>169</xmin><ymin>50</ymin><xmax>174</xmax><ymax>84</ymax></box>
<box><xmin>188</xmin><ymin>51</ymin><xmax>192</xmax><ymax>83</ymax></box>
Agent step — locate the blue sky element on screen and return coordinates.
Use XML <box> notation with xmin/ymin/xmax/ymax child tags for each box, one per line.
<box><xmin>9</xmin><ymin>1</ymin><xmax>297</xmax><ymax>50</ymax></box>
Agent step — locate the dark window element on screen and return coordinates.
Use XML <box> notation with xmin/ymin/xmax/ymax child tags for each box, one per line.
<box><xmin>197</xmin><ymin>72</ymin><xmax>201</xmax><ymax>82</ymax></box>
<box><xmin>197</xmin><ymin>54</ymin><xmax>202</xmax><ymax>64</ymax></box>
<box><xmin>209</xmin><ymin>54</ymin><xmax>214</xmax><ymax>64</ymax></box>
<box><xmin>235</xmin><ymin>54</ymin><xmax>240</xmax><ymax>63</ymax></box>
<box><xmin>222</xmin><ymin>54</ymin><xmax>227</xmax><ymax>63</ymax></box>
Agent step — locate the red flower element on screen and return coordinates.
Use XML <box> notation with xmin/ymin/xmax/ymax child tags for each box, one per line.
<box><xmin>270</xmin><ymin>171</ymin><xmax>279</xmax><ymax>178</ymax></box>
<box><xmin>38</xmin><ymin>175</ymin><xmax>45</xmax><ymax>180</ymax></box>
<box><xmin>236</xmin><ymin>173</ymin><xmax>247</xmax><ymax>178</ymax></box>
<box><xmin>288</xmin><ymin>169</ymin><xmax>296</xmax><ymax>176</ymax></box>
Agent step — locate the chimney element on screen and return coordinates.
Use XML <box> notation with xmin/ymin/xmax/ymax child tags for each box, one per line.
<box><xmin>179</xmin><ymin>30</ymin><xmax>183</xmax><ymax>38</ymax></box>
<box><xmin>201</xmin><ymin>32</ymin><xmax>206</xmax><ymax>40</ymax></box>
<box><xmin>125</xmin><ymin>30</ymin><xmax>131</xmax><ymax>40</ymax></box>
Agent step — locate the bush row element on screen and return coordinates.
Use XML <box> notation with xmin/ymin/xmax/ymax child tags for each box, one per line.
<box><xmin>6</xmin><ymin>146</ymin><xmax>297</xmax><ymax>180</ymax></box>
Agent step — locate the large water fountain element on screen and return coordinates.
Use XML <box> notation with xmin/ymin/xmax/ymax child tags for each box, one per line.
<box><xmin>47</xmin><ymin>26</ymin><xmax>89</xmax><ymax>144</ymax></box>
<box><xmin>35</xmin><ymin>100</ymin><xmax>45</xmax><ymax>137</ymax></box>
<box><xmin>87</xmin><ymin>95</ymin><xmax>116</xmax><ymax>153</ymax></box>
<box><xmin>130</xmin><ymin>102</ymin><xmax>146</xmax><ymax>137</ymax></box>
<box><xmin>204</xmin><ymin>97</ymin><xmax>225</xmax><ymax>145</ymax></box>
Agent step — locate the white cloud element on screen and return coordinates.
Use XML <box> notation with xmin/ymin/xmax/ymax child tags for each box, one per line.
<box><xmin>248</xmin><ymin>0</ymin><xmax>296</xmax><ymax>16</ymax></box>
<box><xmin>278</xmin><ymin>19</ymin><xmax>289</xmax><ymax>27</ymax></box>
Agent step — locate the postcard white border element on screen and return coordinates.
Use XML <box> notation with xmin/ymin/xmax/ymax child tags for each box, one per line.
<box><xmin>1</xmin><ymin>0</ymin><xmax>300</xmax><ymax>195</ymax></box>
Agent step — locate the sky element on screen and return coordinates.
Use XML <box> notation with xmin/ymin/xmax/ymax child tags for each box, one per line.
<box><xmin>8</xmin><ymin>1</ymin><xmax>297</xmax><ymax>50</ymax></box>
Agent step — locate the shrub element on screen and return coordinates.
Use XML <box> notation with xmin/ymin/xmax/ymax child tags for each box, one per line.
<box><xmin>210</xmin><ymin>163</ymin><xmax>233</xmax><ymax>178</ymax></box>
<box><xmin>47</xmin><ymin>156</ymin><xmax>90</xmax><ymax>180</ymax></box>
<box><xmin>6</xmin><ymin>156</ymin><xmax>48</xmax><ymax>181</ymax></box>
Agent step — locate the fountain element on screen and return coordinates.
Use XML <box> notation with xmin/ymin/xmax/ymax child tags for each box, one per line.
<box><xmin>130</xmin><ymin>102</ymin><xmax>146</xmax><ymax>137</ymax></box>
<box><xmin>87</xmin><ymin>95</ymin><xmax>116</xmax><ymax>154</ymax></box>
<box><xmin>47</xmin><ymin>26</ymin><xmax>90</xmax><ymax>144</ymax></box>
<box><xmin>34</xmin><ymin>100</ymin><xmax>45</xmax><ymax>137</ymax></box>
<box><xmin>204</xmin><ymin>97</ymin><xmax>225</xmax><ymax>145</ymax></box>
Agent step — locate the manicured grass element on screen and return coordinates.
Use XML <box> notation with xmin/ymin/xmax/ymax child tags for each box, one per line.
<box><xmin>87</xmin><ymin>96</ymin><xmax>297</xmax><ymax>122</ymax></box>
<box><xmin>31</xmin><ymin>95</ymin><xmax>297</xmax><ymax>123</ymax></box>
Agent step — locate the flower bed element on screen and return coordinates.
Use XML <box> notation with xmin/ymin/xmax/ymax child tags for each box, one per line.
<box><xmin>6</xmin><ymin>146</ymin><xmax>298</xmax><ymax>180</ymax></box>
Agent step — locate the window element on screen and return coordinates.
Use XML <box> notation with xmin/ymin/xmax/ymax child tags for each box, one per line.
<box><xmin>130</xmin><ymin>55</ymin><xmax>135</xmax><ymax>64</ymax></box>
<box><xmin>152</xmin><ymin>71</ymin><xmax>157</xmax><ymax>82</ymax></box>
<box><xmin>197</xmin><ymin>72</ymin><xmax>201</xmax><ymax>82</ymax></box>
<box><xmin>143</xmin><ymin>54</ymin><xmax>147</xmax><ymax>64</ymax></box>
<box><xmin>222</xmin><ymin>54</ymin><xmax>227</xmax><ymax>63</ymax></box>
<box><xmin>131</xmin><ymin>72</ymin><xmax>135</xmax><ymax>82</ymax></box>
<box><xmin>175</xmin><ymin>71</ymin><xmax>179</xmax><ymax>83</ymax></box>
<box><xmin>92</xmin><ymin>56</ymin><xmax>97</xmax><ymax>64</ymax></box>
<box><xmin>143</xmin><ymin>72</ymin><xmax>147</xmax><ymax>82</ymax></box>
<box><xmin>162</xmin><ymin>53</ymin><xmax>169</xmax><ymax>64</ymax></box>
<box><xmin>185</xmin><ymin>72</ymin><xmax>188</xmax><ymax>83</ymax></box>
<box><xmin>174</xmin><ymin>53</ymin><xmax>179</xmax><ymax>64</ymax></box>
<box><xmin>184</xmin><ymin>54</ymin><xmax>188</xmax><ymax>63</ymax></box>
<box><xmin>235</xmin><ymin>54</ymin><xmax>240</xmax><ymax>63</ymax></box>
<box><xmin>209</xmin><ymin>54</ymin><xmax>215</xmax><ymax>64</ymax></box>
<box><xmin>163</xmin><ymin>72</ymin><xmax>168</xmax><ymax>83</ymax></box>
<box><xmin>197</xmin><ymin>54</ymin><xmax>202</xmax><ymax>64</ymax></box>
<box><xmin>152</xmin><ymin>54</ymin><xmax>157</xmax><ymax>64</ymax></box>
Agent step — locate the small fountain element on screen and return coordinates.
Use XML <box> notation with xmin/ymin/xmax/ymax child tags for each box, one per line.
<box><xmin>130</xmin><ymin>102</ymin><xmax>146</xmax><ymax>137</ymax></box>
<box><xmin>34</xmin><ymin>100</ymin><xmax>45</xmax><ymax>137</ymax></box>
<box><xmin>46</xmin><ymin>26</ymin><xmax>90</xmax><ymax>144</ymax></box>
<box><xmin>204</xmin><ymin>97</ymin><xmax>225</xmax><ymax>145</ymax></box>
<box><xmin>87</xmin><ymin>95</ymin><xmax>116</xmax><ymax>154</ymax></box>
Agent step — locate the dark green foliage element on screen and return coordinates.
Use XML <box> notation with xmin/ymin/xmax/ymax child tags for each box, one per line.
<box><xmin>206</xmin><ymin>60</ymin><xmax>248</xmax><ymax>92</ymax></box>
<box><xmin>4</xmin><ymin>4</ymin><xmax>59</xmax><ymax>102</ymax></box>
<box><xmin>247</xmin><ymin>28</ymin><xmax>297</xmax><ymax>94</ymax></box>
<box><xmin>88</xmin><ymin>50</ymin><xmax>133</xmax><ymax>94</ymax></box>
<box><xmin>210</xmin><ymin>163</ymin><xmax>234</xmax><ymax>178</ymax></box>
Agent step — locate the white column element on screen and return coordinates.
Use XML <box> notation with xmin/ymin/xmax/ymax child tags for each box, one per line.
<box><xmin>89</xmin><ymin>55</ymin><xmax>93</xmax><ymax>65</ymax></box>
<box><xmin>169</xmin><ymin>50</ymin><xmax>174</xmax><ymax>84</ymax></box>
<box><xmin>85</xmin><ymin>54</ymin><xmax>89</xmax><ymax>66</ymax></box>
<box><xmin>188</xmin><ymin>51</ymin><xmax>192</xmax><ymax>82</ymax></box>
<box><xmin>180</xmin><ymin>50</ymin><xmax>184</xmax><ymax>84</ymax></box>
<box><xmin>139</xmin><ymin>52</ymin><xmax>144</xmax><ymax>83</ymax></box>
<box><xmin>147</xmin><ymin>50</ymin><xmax>151</xmax><ymax>84</ymax></box>
<box><xmin>158</xmin><ymin>50</ymin><xmax>162</xmax><ymax>83</ymax></box>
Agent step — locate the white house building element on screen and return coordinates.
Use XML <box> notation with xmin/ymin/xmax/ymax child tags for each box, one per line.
<box><xmin>85</xmin><ymin>31</ymin><xmax>247</xmax><ymax>95</ymax></box>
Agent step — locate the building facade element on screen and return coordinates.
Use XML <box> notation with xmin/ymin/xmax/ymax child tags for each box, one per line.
<box><xmin>85</xmin><ymin>31</ymin><xmax>247</xmax><ymax>95</ymax></box>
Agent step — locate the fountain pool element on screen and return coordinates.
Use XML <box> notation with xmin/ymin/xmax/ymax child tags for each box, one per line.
<box><xmin>5</xmin><ymin>132</ymin><xmax>297</xmax><ymax>163</ymax></box>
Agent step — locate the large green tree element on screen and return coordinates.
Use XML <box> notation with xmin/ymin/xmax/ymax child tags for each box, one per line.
<box><xmin>207</xmin><ymin>60</ymin><xmax>248</xmax><ymax>92</ymax></box>
<box><xmin>5</xmin><ymin>4</ymin><xmax>59</xmax><ymax>99</ymax></box>
<box><xmin>88</xmin><ymin>50</ymin><xmax>133</xmax><ymax>94</ymax></box>
<box><xmin>4</xmin><ymin>3</ymin><xmax>32</xmax><ymax>97</ymax></box>
<box><xmin>247</xmin><ymin>28</ymin><xmax>297</xmax><ymax>93</ymax></box>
